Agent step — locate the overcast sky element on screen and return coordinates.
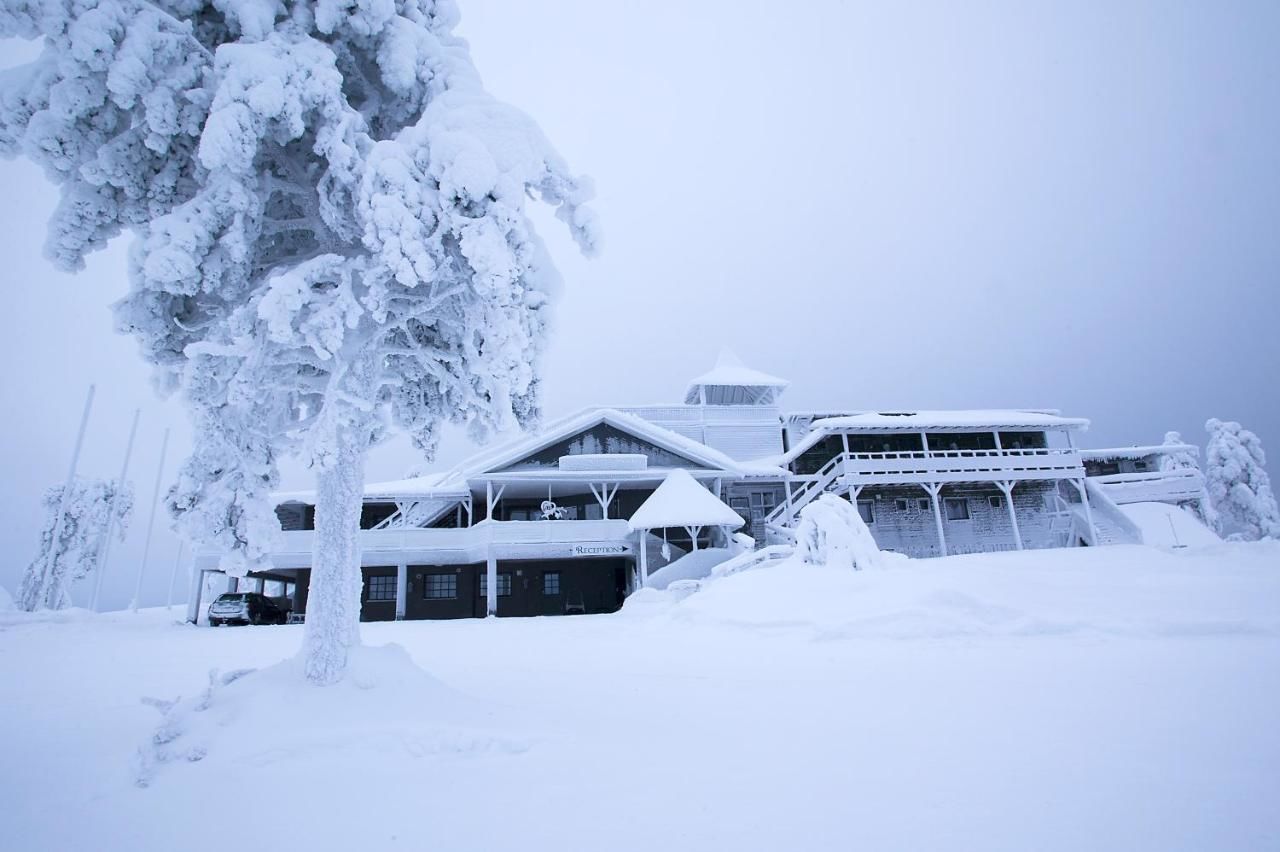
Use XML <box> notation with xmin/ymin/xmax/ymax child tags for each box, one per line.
<box><xmin>1</xmin><ymin>0</ymin><xmax>1277</xmax><ymax>609</ymax></box>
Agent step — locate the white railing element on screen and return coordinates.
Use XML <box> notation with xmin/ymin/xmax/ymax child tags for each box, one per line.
<box><xmin>1090</xmin><ymin>468</ymin><xmax>1204</xmax><ymax>506</ymax></box>
<box><xmin>842</xmin><ymin>448</ymin><xmax>1083</xmax><ymax>482</ymax></box>
<box><xmin>198</xmin><ymin>519</ymin><xmax>635</xmax><ymax>570</ymax></box>
<box><xmin>766</xmin><ymin>448</ymin><xmax>1086</xmax><ymax>530</ymax></box>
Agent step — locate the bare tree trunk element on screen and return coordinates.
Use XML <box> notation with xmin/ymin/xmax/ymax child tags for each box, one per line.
<box><xmin>301</xmin><ymin>418</ymin><xmax>366</xmax><ymax>684</ymax></box>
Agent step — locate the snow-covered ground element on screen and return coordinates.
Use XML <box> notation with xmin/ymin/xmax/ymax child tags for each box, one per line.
<box><xmin>3</xmin><ymin>542</ymin><xmax>1278</xmax><ymax>852</ymax></box>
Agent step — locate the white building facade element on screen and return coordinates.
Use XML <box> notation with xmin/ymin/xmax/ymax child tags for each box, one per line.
<box><xmin>189</xmin><ymin>351</ymin><xmax>1202</xmax><ymax>623</ymax></box>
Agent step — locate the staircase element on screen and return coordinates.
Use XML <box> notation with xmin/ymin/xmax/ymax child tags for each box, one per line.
<box><xmin>1077</xmin><ymin>479</ymin><xmax>1143</xmax><ymax>546</ymax></box>
<box><xmin>762</xmin><ymin>453</ymin><xmax>852</xmax><ymax>540</ymax></box>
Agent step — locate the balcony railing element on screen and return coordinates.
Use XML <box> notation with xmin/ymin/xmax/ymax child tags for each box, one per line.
<box><xmin>840</xmin><ymin>447</ymin><xmax>1084</xmax><ymax>484</ymax></box>
<box><xmin>1090</xmin><ymin>468</ymin><xmax>1204</xmax><ymax>506</ymax></box>
<box><xmin>196</xmin><ymin>519</ymin><xmax>635</xmax><ymax>570</ymax></box>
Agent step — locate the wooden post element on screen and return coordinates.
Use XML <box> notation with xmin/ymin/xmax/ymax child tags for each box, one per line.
<box><xmin>485</xmin><ymin>550</ymin><xmax>498</xmax><ymax>617</ymax></box>
<box><xmin>1074</xmin><ymin>478</ymin><xmax>1098</xmax><ymax>545</ymax></box>
<box><xmin>998</xmin><ymin>481</ymin><xmax>1023</xmax><ymax>550</ymax></box>
<box><xmin>639</xmin><ymin>530</ymin><xmax>649</xmax><ymax>587</ymax></box>
<box><xmin>186</xmin><ymin>568</ymin><xmax>205</xmax><ymax>624</ymax></box>
<box><xmin>395</xmin><ymin>561</ymin><xmax>407</xmax><ymax>620</ymax></box>
<box><xmin>924</xmin><ymin>483</ymin><xmax>948</xmax><ymax>557</ymax></box>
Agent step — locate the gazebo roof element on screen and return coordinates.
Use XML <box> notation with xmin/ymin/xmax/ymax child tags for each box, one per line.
<box><xmin>628</xmin><ymin>469</ymin><xmax>745</xmax><ymax>531</ymax></box>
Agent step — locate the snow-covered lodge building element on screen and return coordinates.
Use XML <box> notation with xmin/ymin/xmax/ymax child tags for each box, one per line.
<box><xmin>189</xmin><ymin>352</ymin><xmax>1212</xmax><ymax>623</ymax></box>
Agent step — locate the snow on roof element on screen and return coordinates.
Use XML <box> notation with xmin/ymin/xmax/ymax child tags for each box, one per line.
<box><xmin>686</xmin><ymin>348</ymin><xmax>788</xmax><ymax>390</ymax></box>
<box><xmin>1081</xmin><ymin>445</ymin><xmax>1198</xmax><ymax>462</ymax></box>
<box><xmin>781</xmin><ymin>409</ymin><xmax>1089</xmax><ymax>460</ymax></box>
<box><xmin>273</xmin><ymin>472</ymin><xmax>469</xmax><ymax>504</ymax></box>
<box><xmin>459</xmin><ymin>406</ymin><xmax>744</xmax><ymax>478</ymax></box>
<box><xmin>810</xmin><ymin>410</ymin><xmax>1089</xmax><ymax>432</ymax></box>
<box><xmin>628</xmin><ymin>469</ymin><xmax>745</xmax><ymax>531</ymax></box>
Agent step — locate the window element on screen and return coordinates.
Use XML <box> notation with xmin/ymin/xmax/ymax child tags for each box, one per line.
<box><xmin>366</xmin><ymin>575</ymin><xmax>396</xmax><ymax>601</ymax></box>
<box><xmin>543</xmin><ymin>572</ymin><xmax>561</xmax><ymax>595</ymax></box>
<box><xmin>423</xmin><ymin>573</ymin><xmax>457</xmax><ymax>599</ymax></box>
<box><xmin>895</xmin><ymin>498</ymin><xmax>909</xmax><ymax>512</ymax></box>
<box><xmin>988</xmin><ymin>495</ymin><xmax>1003</xmax><ymax>509</ymax></box>
<box><xmin>918</xmin><ymin>499</ymin><xmax>930</xmax><ymax>512</ymax></box>
<box><xmin>479</xmin><ymin>573</ymin><xmax>513</xmax><ymax>597</ymax></box>
<box><xmin>944</xmin><ymin>498</ymin><xmax>970</xmax><ymax>521</ymax></box>
<box><xmin>857</xmin><ymin>500</ymin><xmax>874</xmax><ymax>524</ymax></box>
<box><xmin>1134</xmin><ymin>460</ymin><xmax>1149</xmax><ymax>471</ymax></box>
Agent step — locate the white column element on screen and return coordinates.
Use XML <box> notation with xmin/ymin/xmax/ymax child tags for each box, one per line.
<box><xmin>186</xmin><ymin>569</ymin><xmax>205</xmax><ymax>624</ymax></box>
<box><xmin>998</xmin><ymin>481</ymin><xmax>1023</xmax><ymax>550</ymax></box>
<box><xmin>485</xmin><ymin>481</ymin><xmax>493</xmax><ymax>520</ymax></box>
<box><xmin>486</xmin><ymin>551</ymin><xmax>498</xmax><ymax>616</ymax></box>
<box><xmin>395</xmin><ymin>562</ymin><xmax>407</xmax><ymax>620</ymax></box>
<box><xmin>924</xmin><ymin>483</ymin><xmax>947</xmax><ymax>557</ymax></box>
<box><xmin>639</xmin><ymin>531</ymin><xmax>649</xmax><ymax>587</ymax></box>
<box><xmin>1074</xmin><ymin>478</ymin><xmax>1098</xmax><ymax>545</ymax></box>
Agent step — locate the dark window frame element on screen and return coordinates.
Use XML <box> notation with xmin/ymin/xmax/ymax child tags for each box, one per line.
<box><xmin>422</xmin><ymin>573</ymin><xmax>457</xmax><ymax>600</ymax></box>
<box><xmin>944</xmin><ymin>498</ymin><xmax>970</xmax><ymax>521</ymax></box>
<box><xmin>366</xmin><ymin>574</ymin><xmax>397</xmax><ymax>602</ymax></box>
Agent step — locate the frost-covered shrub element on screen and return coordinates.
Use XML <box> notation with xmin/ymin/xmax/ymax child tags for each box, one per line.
<box><xmin>794</xmin><ymin>493</ymin><xmax>889</xmax><ymax>571</ymax></box>
<box><xmin>18</xmin><ymin>478</ymin><xmax>133</xmax><ymax>611</ymax></box>
<box><xmin>1204</xmin><ymin>419</ymin><xmax>1280</xmax><ymax>541</ymax></box>
<box><xmin>1</xmin><ymin>1</ymin><xmax>596</xmax><ymax>681</ymax></box>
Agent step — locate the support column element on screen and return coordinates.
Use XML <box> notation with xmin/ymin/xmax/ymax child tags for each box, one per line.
<box><xmin>922</xmin><ymin>483</ymin><xmax>948</xmax><ymax>557</ymax></box>
<box><xmin>186</xmin><ymin>569</ymin><xmax>205</xmax><ymax>624</ymax></box>
<box><xmin>997</xmin><ymin>481</ymin><xmax>1023</xmax><ymax>550</ymax></box>
<box><xmin>395</xmin><ymin>562</ymin><xmax>407</xmax><ymax>620</ymax></box>
<box><xmin>639</xmin><ymin>531</ymin><xmax>649</xmax><ymax>587</ymax></box>
<box><xmin>485</xmin><ymin>550</ymin><xmax>498</xmax><ymax>617</ymax></box>
<box><xmin>1072</xmin><ymin>478</ymin><xmax>1098</xmax><ymax>545</ymax></box>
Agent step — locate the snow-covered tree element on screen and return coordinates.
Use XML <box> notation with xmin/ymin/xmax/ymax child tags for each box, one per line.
<box><xmin>1159</xmin><ymin>430</ymin><xmax>1219</xmax><ymax>531</ymax></box>
<box><xmin>794</xmin><ymin>494</ymin><xmax>892</xmax><ymax>571</ymax></box>
<box><xmin>19</xmin><ymin>477</ymin><xmax>133</xmax><ymax>611</ymax></box>
<box><xmin>1204</xmin><ymin>419</ymin><xmax>1280</xmax><ymax>541</ymax></box>
<box><xmin>1</xmin><ymin>0</ymin><xmax>597</xmax><ymax>681</ymax></box>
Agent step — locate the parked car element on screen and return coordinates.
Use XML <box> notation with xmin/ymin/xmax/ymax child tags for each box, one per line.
<box><xmin>208</xmin><ymin>593</ymin><xmax>290</xmax><ymax>626</ymax></box>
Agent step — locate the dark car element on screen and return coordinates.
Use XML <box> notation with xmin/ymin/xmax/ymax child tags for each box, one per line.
<box><xmin>208</xmin><ymin>593</ymin><xmax>290</xmax><ymax>626</ymax></box>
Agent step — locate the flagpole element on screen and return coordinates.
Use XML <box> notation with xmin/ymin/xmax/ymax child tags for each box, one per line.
<box><xmin>91</xmin><ymin>408</ymin><xmax>139</xmax><ymax>612</ymax></box>
<box><xmin>37</xmin><ymin>384</ymin><xmax>95</xmax><ymax>609</ymax></box>
<box><xmin>131</xmin><ymin>427</ymin><xmax>169</xmax><ymax>612</ymax></box>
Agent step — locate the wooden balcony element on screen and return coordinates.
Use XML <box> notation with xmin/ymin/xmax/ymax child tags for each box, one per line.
<box><xmin>195</xmin><ymin>519</ymin><xmax>636</xmax><ymax>571</ymax></box>
<box><xmin>837</xmin><ymin>447</ymin><xmax>1085</xmax><ymax>486</ymax></box>
<box><xmin>1090</xmin><ymin>468</ymin><xmax>1204</xmax><ymax>506</ymax></box>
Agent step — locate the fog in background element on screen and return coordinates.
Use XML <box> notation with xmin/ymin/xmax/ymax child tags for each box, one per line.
<box><xmin>1</xmin><ymin>0</ymin><xmax>1277</xmax><ymax>609</ymax></box>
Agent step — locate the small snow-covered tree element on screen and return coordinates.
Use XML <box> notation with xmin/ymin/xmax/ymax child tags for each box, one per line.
<box><xmin>19</xmin><ymin>477</ymin><xmax>133</xmax><ymax>611</ymax></box>
<box><xmin>1204</xmin><ymin>419</ymin><xmax>1280</xmax><ymax>541</ymax></box>
<box><xmin>1</xmin><ymin>1</ymin><xmax>597</xmax><ymax>681</ymax></box>
<box><xmin>794</xmin><ymin>493</ymin><xmax>890</xmax><ymax>571</ymax></box>
<box><xmin>1159</xmin><ymin>430</ymin><xmax>1219</xmax><ymax>531</ymax></box>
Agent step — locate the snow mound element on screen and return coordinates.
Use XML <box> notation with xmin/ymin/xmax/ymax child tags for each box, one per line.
<box><xmin>794</xmin><ymin>493</ymin><xmax>907</xmax><ymax>571</ymax></box>
<box><xmin>135</xmin><ymin>643</ymin><xmax>527</xmax><ymax>788</ymax></box>
<box><xmin>1121</xmin><ymin>502</ymin><xmax>1221</xmax><ymax>548</ymax></box>
<box><xmin>668</xmin><ymin>542</ymin><xmax>1280</xmax><ymax>640</ymax></box>
<box><xmin>645</xmin><ymin>547</ymin><xmax>734</xmax><ymax>590</ymax></box>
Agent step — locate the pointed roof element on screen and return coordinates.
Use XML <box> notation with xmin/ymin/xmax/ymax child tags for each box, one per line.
<box><xmin>628</xmin><ymin>469</ymin><xmax>746</xmax><ymax>531</ymax></box>
<box><xmin>466</xmin><ymin>407</ymin><xmax>742</xmax><ymax>477</ymax></box>
<box><xmin>687</xmin><ymin>348</ymin><xmax>789</xmax><ymax>391</ymax></box>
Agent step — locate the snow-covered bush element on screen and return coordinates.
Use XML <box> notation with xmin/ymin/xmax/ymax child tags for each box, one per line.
<box><xmin>1160</xmin><ymin>430</ymin><xmax>1219</xmax><ymax>531</ymax></box>
<box><xmin>794</xmin><ymin>493</ymin><xmax>892</xmax><ymax>571</ymax></box>
<box><xmin>1204</xmin><ymin>419</ymin><xmax>1280</xmax><ymax>541</ymax></box>
<box><xmin>18</xmin><ymin>478</ymin><xmax>133</xmax><ymax>612</ymax></box>
<box><xmin>1</xmin><ymin>0</ymin><xmax>597</xmax><ymax>681</ymax></box>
